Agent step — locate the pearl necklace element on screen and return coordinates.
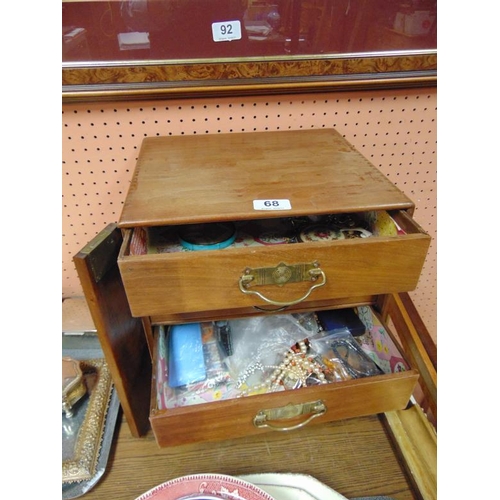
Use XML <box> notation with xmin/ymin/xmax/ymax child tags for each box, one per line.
<box><xmin>237</xmin><ymin>340</ymin><xmax>329</xmax><ymax>397</ymax></box>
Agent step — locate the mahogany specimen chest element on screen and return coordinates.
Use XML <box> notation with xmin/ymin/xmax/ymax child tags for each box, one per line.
<box><xmin>74</xmin><ymin>128</ymin><xmax>434</xmax><ymax>447</ymax></box>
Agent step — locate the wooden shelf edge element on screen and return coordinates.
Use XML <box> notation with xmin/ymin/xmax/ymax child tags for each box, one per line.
<box><xmin>384</xmin><ymin>404</ymin><xmax>437</xmax><ymax>500</ymax></box>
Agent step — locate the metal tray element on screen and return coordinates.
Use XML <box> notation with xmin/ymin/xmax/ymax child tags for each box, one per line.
<box><xmin>62</xmin><ymin>334</ymin><xmax>120</xmax><ymax>499</ymax></box>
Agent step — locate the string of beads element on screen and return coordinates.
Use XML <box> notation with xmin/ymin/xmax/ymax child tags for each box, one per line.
<box><xmin>237</xmin><ymin>339</ymin><xmax>328</xmax><ymax>397</ymax></box>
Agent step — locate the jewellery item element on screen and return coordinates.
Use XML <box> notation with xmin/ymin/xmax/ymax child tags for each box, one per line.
<box><xmin>177</xmin><ymin>222</ymin><xmax>236</xmax><ymax>250</ymax></box>
<box><xmin>298</xmin><ymin>224</ymin><xmax>344</xmax><ymax>243</ymax></box>
<box><xmin>236</xmin><ymin>360</ymin><xmax>265</xmax><ymax>389</ymax></box>
<box><xmin>255</xmin><ymin>231</ymin><xmax>293</xmax><ymax>245</ymax></box>
<box><xmin>330</xmin><ymin>336</ymin><xmax>383</xmax><ymax>378</ymax></box>
<box><xmin>238</xmin><ymin>339</ymin><xmax>330</xmax><ymax>397</ymax></box>
<box><xmin>339</xmin><ymin>227</ymin><xmax>372</xmax><ymax>239</ymax></box>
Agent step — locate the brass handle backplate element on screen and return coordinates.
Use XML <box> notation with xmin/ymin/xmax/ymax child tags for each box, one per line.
<box><xmin>253</xmin><ymin>400</ymin><xmax>327</xmax><ymax>431</ymax></box>
<box><xmin>238</xmin><ymin>261</ymin><xmax>326</xmax><ymax>307</ymax></box>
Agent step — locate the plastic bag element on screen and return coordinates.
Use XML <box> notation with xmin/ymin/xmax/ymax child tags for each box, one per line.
<box><xmin>310</xmin><ymin>328</ymin><xmax>383</xmax><ymax>380</ymax></box>
<box><xmin>224</xmin><ymin>314</ymin><xmax>332</xmax><ymax>396</ymax></box>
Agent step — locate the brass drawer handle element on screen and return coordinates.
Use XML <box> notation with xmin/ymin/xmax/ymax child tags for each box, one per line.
<box><xmin>238</xmin><ymin>261</ymin><xmax>326</xmax><ymax>307</ymax></box>
<box><xmin>253</xmin><ymin>400</ymin><xmax>327</xmax><ymax>431</ymax></box>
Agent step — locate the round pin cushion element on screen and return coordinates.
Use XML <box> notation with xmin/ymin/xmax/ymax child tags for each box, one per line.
<box><xmin>298</xmin><ymin>225</ymin><xmax>345</xmax><ymax>243</ymax></box>
<box><xmin>178</xmin><ymin>222</ymin><xmax>236</xmax><ymax>251</ymax></box>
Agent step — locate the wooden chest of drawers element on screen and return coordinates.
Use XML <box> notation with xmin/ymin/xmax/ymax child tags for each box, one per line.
<box><xmin>74</xmin><ymin>129</ymin><xmax>435</xmax><ymax>446</ymax></box>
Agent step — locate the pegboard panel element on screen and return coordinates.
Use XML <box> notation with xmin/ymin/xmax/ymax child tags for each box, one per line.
<box><xmin>63</xmin><ymin>87</ymin><xmax>436</xmax><ymax>341</ymax></box>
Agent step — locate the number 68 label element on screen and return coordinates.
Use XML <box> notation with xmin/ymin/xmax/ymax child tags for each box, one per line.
<box><xmin>212</xmin><ymin>20</ymin><xmax>242</xmax><ymax>42</ymax></box>
<box><xmin>253</xmin><ymin>199</ymin><xmax>292</xmax><ymax>211</ymax></box>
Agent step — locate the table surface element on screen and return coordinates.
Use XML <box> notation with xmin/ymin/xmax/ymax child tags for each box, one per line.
<box><xmin>80</xmin><ymin>412</ymin><xmax>418</xmax><ymax>500</ymax></box>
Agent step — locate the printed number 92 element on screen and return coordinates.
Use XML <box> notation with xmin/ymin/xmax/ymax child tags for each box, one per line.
<box><xmin>220</xmin><ymin>24</ymin><xmax>233</xmax><ymax>35</ymax></box>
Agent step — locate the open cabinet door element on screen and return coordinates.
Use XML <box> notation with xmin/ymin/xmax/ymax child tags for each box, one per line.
<box><xmin>73</xmin><ymin>224</ymin><xmax>151</xmax><ymax>437</ymax></box>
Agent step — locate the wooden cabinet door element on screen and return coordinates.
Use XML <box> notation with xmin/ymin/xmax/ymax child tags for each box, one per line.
<box><xmin>73</xmin><ymin>223</ymin><xmax>151</xmax><ymax>437</ymax></box>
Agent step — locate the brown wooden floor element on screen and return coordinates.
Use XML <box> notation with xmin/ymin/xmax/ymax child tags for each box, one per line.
<box><xmin>81</xmin><ymin>412</ymin><xmax>418</xmax><ymax>500</ymax></box>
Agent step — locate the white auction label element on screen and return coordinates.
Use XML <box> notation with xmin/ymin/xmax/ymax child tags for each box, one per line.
<box><xmin>253</xmin><ymin>199</ymin><xmax>292</xmax><ymax>211</ymax></box>
<box><xmin>212</xmin><ymin>20</ymin><xmax>242</xmax><ymax>42</ymax></box>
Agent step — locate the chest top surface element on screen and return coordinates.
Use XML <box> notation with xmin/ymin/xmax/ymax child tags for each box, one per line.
<box><xmin>118</xmin><ymin>129</ymin><xmax>413</xmax><ymax>228</ymax></box>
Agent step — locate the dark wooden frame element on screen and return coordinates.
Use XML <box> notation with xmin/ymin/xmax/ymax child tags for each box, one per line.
<box><xmin>62</xmin><ymin>50</ymin><xmax>437</xmax><ymax>103</ymax></box>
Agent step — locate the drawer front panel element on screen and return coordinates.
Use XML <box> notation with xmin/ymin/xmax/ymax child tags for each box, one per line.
<box><xmin>119</xmin><ymin>231</ymin><xmax>430</xmax><ymax>318</ymax></box>
<box><xmin>150</xmin><ymin>370</ymin><xmax>418</xmax><ymax>447</ymax></box>
<box><xmin>149</xmin><ymin>295</ymin><xmax>378</xmax><ymax>324</ymax></box>
<box><xmin>148</xmin><ymin>298</ymin><xmax>423</xmax><ymax>448</ymax></box>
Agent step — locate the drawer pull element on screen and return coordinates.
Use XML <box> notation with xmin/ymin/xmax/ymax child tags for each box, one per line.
<box><xmin>253</xmin><ymin>400</ymin><xmax>327</xmax><ymax>431</ymax></box>
<box><xmin>239</xmin><ymin>261</ymin><xmax>326</xmax><ymax>307</ymax></box>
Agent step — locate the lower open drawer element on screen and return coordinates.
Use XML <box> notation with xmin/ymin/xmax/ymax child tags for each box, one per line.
<box><xmin>149</xmin><ymin>305</ymin><xmax>419</xmax><ymax>447</ymax></box>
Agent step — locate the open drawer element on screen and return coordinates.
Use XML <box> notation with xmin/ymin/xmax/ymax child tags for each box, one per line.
<box><xmin>74</xmin><ymin>224</ymin><xmax>436</xmax><ymax>441</ymax></box>
<box><xmin>149</xmin><ymin>305</ymin><xmax>419</xmax><ymax>447</ymax></box>
<box><xmin>118</xmin><ymin>209</ymin><xmax>430</xmax><ymax>320</ymax></box>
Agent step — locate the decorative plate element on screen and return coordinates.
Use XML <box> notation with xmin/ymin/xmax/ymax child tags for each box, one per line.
<box><xmin>239</xmin><ymin>473</ymin><xmax>349</xmax><ymax>500</ymax></box>
<box><xmin>135</xmin><ymin>474</ymin><xmax>276</xmax><ymax>500</ymax></box>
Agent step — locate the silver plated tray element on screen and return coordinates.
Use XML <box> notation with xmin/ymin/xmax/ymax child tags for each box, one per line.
<box><xmin>62</xmin><ymin>339</ymin><xmax>120</xmax><ymax>499</ymax></box>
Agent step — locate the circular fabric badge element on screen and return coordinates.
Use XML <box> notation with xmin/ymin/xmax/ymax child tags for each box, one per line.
<box><xmin>298</xmin><ymin>225</ymin><xmax>344</xmax><ymax>243</ymax></box>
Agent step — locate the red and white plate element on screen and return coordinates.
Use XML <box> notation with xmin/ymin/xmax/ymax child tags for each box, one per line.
<box><xmin>135</xmin><ymin>474</ymin><xmax>276</xmax><ymax>500</ymax></box>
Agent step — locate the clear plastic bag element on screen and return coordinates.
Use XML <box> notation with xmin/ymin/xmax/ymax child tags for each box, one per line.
<box><xmin>224</xmin><ymin>314</ymin><xmax>332</xmax><ymax>396</ymax></box>
<box><xmin>224</xmin><ymin>315</ymin><xmax>307</xmax><ymax>379</ymax></box>
<box><xmin>310</xmin><ymin>328</ymin><xmax>383</xmax><ymax>380</ymax></box>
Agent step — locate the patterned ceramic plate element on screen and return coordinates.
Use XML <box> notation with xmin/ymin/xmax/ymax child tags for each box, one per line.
<box><xmin>135</xmin><ymin>474</ymin><xmax>276</xmax><ymax>500</ymax></box>
<box><xmin>239</xmin><ymin>473</ymin><xmax>349</xmax><ymax>500</ymax></box>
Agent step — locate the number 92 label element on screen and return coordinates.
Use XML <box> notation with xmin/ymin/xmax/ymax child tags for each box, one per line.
<box><xmin>212</xmin><ymin>20</ymin><xmax>242</xmax><ymax>42</ymax></box>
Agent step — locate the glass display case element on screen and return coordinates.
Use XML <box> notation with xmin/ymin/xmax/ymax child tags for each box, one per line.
<box><xmin>62</xmin><ymin>0</ymin><xmax>437</xmax><ymax>100</ymax></box>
